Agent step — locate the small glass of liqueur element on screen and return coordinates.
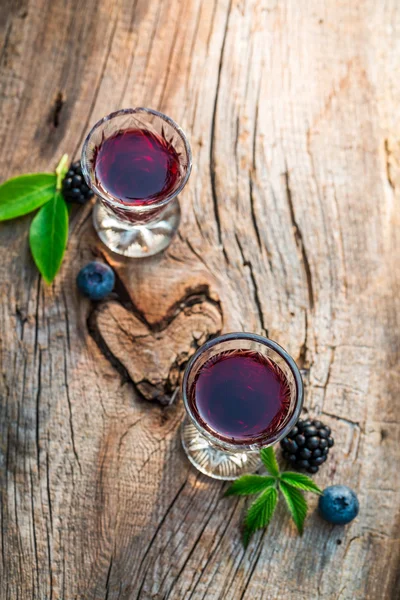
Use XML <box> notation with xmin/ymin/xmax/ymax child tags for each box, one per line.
<box><xmin>181</xmin><ymin>333</ymin><xmax>303</xmax><ymax>480</ymax></box>
<box><xmin>81</xmin><ymin>108</ymin><xmax>192</xmax><ymax>258</ymax></box>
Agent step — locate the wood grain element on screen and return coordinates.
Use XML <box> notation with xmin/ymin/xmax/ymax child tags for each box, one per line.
<box><xmin>0</xmin><ymin>0</ymin><xmax>399</xmax><ymax>598</ymax></box>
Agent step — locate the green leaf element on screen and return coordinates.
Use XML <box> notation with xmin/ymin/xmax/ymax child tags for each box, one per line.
<box><xmin>243</xmin><ymin>486</ymin><xmax>278</xmax><ymax>547</ymax></box>
<box><xmin>0</xmin><ymin>173</ymin><xmax>56</xmax><ymax>221</ymax></box>
<box><xmin>280</xmin><ymin>472</ymin><xmax>322</xmax><ymax>495</ymax></box>
<box><xmin>225</xmin><ymin>475</ymin><xmax>276</xmax><ymax>497</ymax></box>
<box><xmin>260</xmin><ymin>447</ymin><xmax>280</xmax><ymax>477</ymax></box>
<box><xmin>56</xmin><ymin>154</ymin><xmax>69</xmax><ymax>190</ymax></box>
<box><xmin>29</xmin><ymin>191</ymin><xmax>68</xmax><ymax>284</ymax></box>
<box><xmin>279</xmin><ymin>481</ymin><xmax>308</xmax><ymax>535</ymax></box>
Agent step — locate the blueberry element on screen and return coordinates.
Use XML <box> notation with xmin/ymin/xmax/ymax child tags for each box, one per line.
<box><xmin>319</xmin><ymin>428</ymin><xmax>329</xmax><ymax>439</ymax></box>
<box><xmin>328</xmin><ymin>437</ymin><xmax>334</xmax><ymax>447</ymax></box>
<box><xmin>318</xmin><ymin>485</ymin><xmax>359</xmax><ymax>525</ymax></box>
<box><xmin>77</xmin><ymin>262</ymin><xmax>115</xmax><ymax>300</ymax></box>
<box><xmin>290</xmin><ymin>426</ymin><xmax>299</xmax><ymax>437</ymax></box>
<box><xmin>313</xmin><ymin>420</ymin><xmax>323</xmax><ymax>429</ymax></box>
<box><xmin>319</xmin><ymin>438</ymin><xmax>328</xmax><ymax>449</ymax></box>
<box><xmin>312</xmin><ymin>449</ymin><xmax>322</xmax><ymax>458</ymax></box>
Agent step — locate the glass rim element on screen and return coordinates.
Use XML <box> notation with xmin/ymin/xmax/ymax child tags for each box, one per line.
<box><xmin>81</xmin><ymin>107</ymin><xmax>193</xmax><ymax>212</ymax></box>
<box><xmin>181</xmin><ymin>332</ymin><xmax>304</xmax><ymax>451</ymax></box>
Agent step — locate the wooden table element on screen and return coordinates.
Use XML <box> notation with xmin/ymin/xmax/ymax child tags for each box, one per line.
<box><xmin>1</xmin><ymin>1</ymin><xmax>399</xmax><ymax>598</ymax></box>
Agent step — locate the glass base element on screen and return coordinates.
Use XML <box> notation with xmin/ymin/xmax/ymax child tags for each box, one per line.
<box><xmin>92</xmin><ymin>198</ymin><xmax>181</xmax><ymax>258</ymax></box>
<box><xmin>181</xmin><ymin>417</ymin><xmax>262</xmax><ymax>480</ymax></box>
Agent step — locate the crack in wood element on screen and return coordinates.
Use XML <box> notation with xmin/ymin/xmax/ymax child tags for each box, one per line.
<box><xmin>331</xmin><ymin>184</ymin><xmax>348</xmax><ymax>298</ymax></box>
<box><xmin>235</xmin><ymin>233</ymin><xmax>268</xmax><ymax>335</ymax></box>
<box><xmin>284</xmin><ymin>170</ymin><xmax>315</xmax><ymax>310</ymax></box>
<box><xmin>52</xmin><ymin>91</ymin><xmax>65</xmax><ymax>128</ymax></box>
<box><xmin>323</xmin><ymin>346</ymin><xmax>335</xmax><ymax>404</ymax></box>
<box><xmin>269</xmin><ymin>184</ymin><xmax>289</xmax><ymax>282</ymax></box>
<box><xmin>182</xmin><ymin>234</ymin><xmax>217</xmax><ymax>276</ymax></box>
<box><xmin>249</xmin><ymin>178</ymin><xmax>262</xmax><ymax>252</ymax></box>
<box><xmin>187</xmin><ymin>498</ymin><xmax>241</xmax><ymax>600</ymax></box>
<box><xmin>0</xmin><ymin>21</ymin><xmax>12</xmax><ymax>68</ymax></box>
<box><xmin>154</xmin><ymin>475</ymin><xmax>223</xmax><ymax>598</ymax></box>
<box><xmin>321</xmin><ymin>411</ymin><xmax>361</xmax><ymax>429</ymax></box>
<box><xmin>298</xmin><ymin>310</ymin><xmax>309</xmax><ymax>369</ymax></box>
<box><xmin>118</xmin><ymin>0</ymin><xmax>143</xmax><ymax>106</ymax></box>
<box><xmin>46</xmin><ymin>520</ymin><xmax>53</xmax><ymax>600</ymax></box>
<box><xmin>45</xmin><ymin>451</ymin><xmax>53</xmax><ymax>534</ymax></box>
<box><xmin>35</xmin><ymin>349</ymin><xmax>42</xmax><ymax>476</ymax></box>
<box><xmin>135</xmin><ymin>479</ymin><xmax>188</xmax><ymax>599</ymax></box>
<box><xmin>63</xmin><ymin>352</ymin><xmax>82</xmax><ymax>474</ymax></box>
<box><xmin>104</xmin><ymin>555</ymin><xmax>113</xmax><ymax>600</ymax></box>
<box><xmin>238</xmin><ymin>528</ymin><xmax>268</xmax><ymax>600</ymax></box>
<box><xmin>0</xmin><ymin>486</ymin><xmax>6</xmax><ymax>571</ymax></box>
<box><xmin>33</xmin><ymin>277</ymin><xmax>41</xmax><ymax>358</ymax></box>
<box><xmin>87</xmin><ymin>309</ymin><xmax>136</xmax><ymax>388</ymax></box>
<box><xmin>248</xmin><ymin>72</ymin><xmax>263</xmax><ymax>255</ymax></box>
<box><xmin>72</xmin><ymin>4</ymin><xmax>121</xmax><ymax>158</ymax></box>
<box><xmin>158</xmin><ymin>0</ymin><xmax>184</xmax><ymax>110</ymax></box>
<box><xmin>164</xmin><ymin>508</ymin><xmax>217</xmax><ymax>600</ymax></box>
<box><xmin>62</xmin><ymin>289</ymin><xmax>71</xmax><ymax>352</ymax></box>
<box><xmin>29</xmin><ymin>470</ymin><xmax>40</xmax><ymax>598</ymax></box>
<box><xmin>15</xmin><ymin>305</ymin><xmax>27</xmax><ymax>340</ymax></box>
<box><xmin>384</xmin><ymin>139</ymin><xmax>395</xmax><ymax>190</ymax></box>
<box><xmin>209</xmin><ymin>0</ymin><xmax>232</xmax><ymax>262</ymax></box>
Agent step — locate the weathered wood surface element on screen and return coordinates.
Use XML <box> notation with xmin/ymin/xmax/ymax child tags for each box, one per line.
<box><xmin>0</xmin><ymin>1</ymin><xmax>399</xmax><ymax>598</ymax></box>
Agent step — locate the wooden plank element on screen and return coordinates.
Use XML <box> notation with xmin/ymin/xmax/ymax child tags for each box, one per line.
<box><xmin>0</xmin><ymin>0</ymin><xmax>399</xmax><ymax>598</ymax></box>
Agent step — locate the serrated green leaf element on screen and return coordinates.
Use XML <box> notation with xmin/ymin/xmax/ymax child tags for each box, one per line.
<box><xmin>225</xmin><ymin>475</ymin><xmax>276</xmax><ymax>497</ymax></box>
<box><xmin>0</xmin><ymin>173</ymin><xmax>56</xmax><ymax>221</ymax></box>
<box><xmin>279</xmin><ymin>481</ymin><xmax>308</xmax><ymax>535</ymax></box>
<box><xmin>260</xmin><ymin>447</ymin><xmax>280</xmax><ymax>477</ymax></box>
<box><xmin>56</xmin><ymin>154</ymin><xmax>69</xmax><ymax>190</ymax></box>
<box><xmin>280</xmin><ymin>472</ymin><xmax>322</xmax><ymax>495</ymax></box>
<box><xmin>29</xmin><ymin>191</ymin><xmax>68</xmax><ymax>284</ymax></box>
<box><xmin>243</xmin><ymin>486</ymin><xmax>278</xmax><ymax>547</ymax></box>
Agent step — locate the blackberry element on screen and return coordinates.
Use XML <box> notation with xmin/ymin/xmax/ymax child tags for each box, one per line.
<box><xmin>62</xmin><ymin>161</ymin><xmax>93</xmax><ymax>205</ymax></box>
<box><xmin>280</xmin><ymin>418</ymin><xmax>334</xmax><ymax>474</ymax></box>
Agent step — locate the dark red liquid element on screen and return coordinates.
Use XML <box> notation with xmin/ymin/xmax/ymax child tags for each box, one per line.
<box><xmin>93</xmin><ymin>128</ymin><xmax>181</xmax><ymax>205</ymax></box>
<box><xmin>190</xmin><ymin>350</ymin><xmax>292</xmax><ymax>444</ymax></box>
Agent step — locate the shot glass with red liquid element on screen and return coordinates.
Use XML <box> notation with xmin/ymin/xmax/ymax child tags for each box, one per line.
<box><xmin>81</xmin><ymin>108</ymin><xmax>192</xmax><ymax>258</ymax></box>
<box><xmin>181</xmin><ymin>333</ymin><xmax>303</xmax><ymax>480</ymax></box>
